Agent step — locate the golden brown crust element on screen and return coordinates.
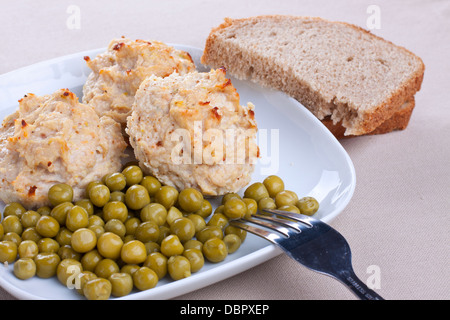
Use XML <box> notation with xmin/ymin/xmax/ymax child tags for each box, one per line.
<box><xmin>322</xmin><ymin>99</ymin><xmax>416</xmax><ymax>139</ymax></box>
<box><xmin>202</xmin><ymin>15</ymin><xmax>425</xmax><ymax>137</ymax></box>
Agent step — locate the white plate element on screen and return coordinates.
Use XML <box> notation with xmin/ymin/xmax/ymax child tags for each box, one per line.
<box><xmin>0</xmin><ymin>45</ymin><xmax>356</xmax><ymax>300</ymax></box>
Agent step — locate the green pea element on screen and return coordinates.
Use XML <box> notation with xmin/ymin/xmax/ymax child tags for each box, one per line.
<box><xmin>36</xmin><ymin>215</ymin><xmax>60</xmax><ymax>238</ymax></box>
<box><xmin>13</xmin><ymin>258</ymin><xmax>36</xmax><ymax>280</ymax></box>
<box><xmin>2</xmin><ymin>215</ymin><xmax>23</xmax><ymax>235</ymax></box>
<box><xmin>166</xmin><ymin>206</ymin><xmax>183</xmax><ymax>226</ymax></box>
<box><xmin>120</xmin><ymin>240</ymin><xmax>147</xmax><ymax>265</ymax></box>
<box><xmin>214</xmin><ymin>205</ymin><xmax>224</xmax><ymax>214</ymax></box>
<box><xmin>144</xmin><ymin>252</ymin><xmax>167</xmax><ymax>280</ymax></box>
<box><xmin>258</xmin><ymin>197</ymin><xmax>276</xmax><ymax>214</ymax></box>
<box><xmin>83</xmin><ymin>278</ymin><xmax>112</xmax><ymax>300</ymax></box>
<box><xmin>50</xmin><ymin>202</ymin><xmax>74</xmax><ymax>226</ymax></box>
<box><xmin>195</xmin><ymin>200</ymin><xmax>213</xmax><ymax>219</ymax></box>
<box><xmin>20</xmin><ymin>211</ymin><xmax>41</xmax><ymax>228</ymax></box>
<box><xmin>278</xmin><ymin>205</ymin><xmax>300</xmax><ymax>214</ymax></box>
<box><xmin>65</xmin><ymin>206</ymin><xmax>89</xmax><ymax>232</ymax></box>
<box><xmin>223</xmin><ymin>198</ymin><xmax>247</xmax><ymax>220</ymax></box>
<box><xmin>76</xmin><ymin>271</ymin><xmax>98</xmax><ymax>296</ymax></box>
<box><xmin>48</xmin><ymin>183</ymin><xmax>73</xmax><ymax>207</ymax></box>
<box><xmin>96</xmin><ymin>232</ymin><xmax>123</xmax><ymax>259</ymax></box>
<box><xmin>3</xmin><ymin>202</ymin><xmax>26</xmax><ymax>218</ymax></box>
<box><xmin>140</xmin><ymin>176</ymin><xmax>161</xmax><ymax>196</ymax></box>
<box><xmin>167</xmin><ymin>255</ymin><xmax>191</xmax><ymax>280</ymax></box>
<box><xmin>122</xmin><ymin>165</ymin><xmax>143</xmax><ymax>186</ymax></box>
<box><xmin>223</xmin><ymin>234</ymin><xmax>242</xmax><ymax>254</ymax></box>
<box><xmin>81</xmin><ymin>249</ymin><xmax>102</xmax><ymax>272</ymax></box>
<box><xmin>55</xmin><ymin>227</ymin><xmax>73</xmax><ymax>246</ymax></box>
<box><xmin>89</xmin><ymin>184</ymin><xmax>111</xmax><ymax>207</ymax></box>
<box><xmin>263</xmin><ymin>175</ymin><xmax>285</xmax><ymax>198</ymax></box>
<box><xmin>144</xmin><ymin>241</ymin><xmax>160</xmax><ymax>254</ymax></box>
<box><xmin>37</xmin><ymin>237</ymin><xmax>60</xmax><ymax>254</ymax></box>
<box><xmin>296</xmin><ymin>197</ymin><xmax>320</xmax><ymax>216</ymax></box>
<box><xmin>18</xmin><ymin>240</ymin><xmax>39</xmax><ymax>259</ymax></box>
<box><xmin>36</xmin><ymin>206</ymin><xmax>51</xmax><ymax>216</ymax></box>
<box><xmin>135</xmin><ymin>221</ymin><xmax>160</xmax><ymax>243</ymax></box>
<box><xmin>34</xmin><ymin>252</ymin><xmax>61</xmax><ymax>278</ymax></box>
<box><xmin>170</xmin><ymin>217</ymin><xmax>196</xmax><ymax>243</ymax></box>
<box><xmin>85</xmin><ymin>181</ymin><xmax>104</xmax><ymax>198</ymax></box>
<box><xmin>109</xmin><ymin>272</ymin><xmax>133</xmax><ymax>297</ymax></box>
<box><xmin>21</xmin><ymin>227</ymin><xmax>42</xmax><ymax>243</ymax></box>
<box><xmin>242</xmin><ymin>198</ymin><xmax>257</xmax><ymax>218</ymax></box>
<box><xmin>3</xmin><ymin>233</ymin><xmax>20</xmax><ymax>248</ymax></box>
<box><xmin>160</xmin><ymin>234</ymin><xmax>184</xmax><ymax>257</ymax></box>
<box><xmin>221</xmin><ymin>192</ymin><xmax>241</xmax><ymax>205</ymax></box>
<box><xmin>183</xmin><ymin>239</ymin><xmax>203</xmax><ymax>251</ymax></box>
<box><xmin>224</xmin><ymin>225</ymin><xmax>247</xmax><ymax>243</ymax></box>
<box><xmin>157</xmin><ymin>225</ymin><xmax>171</xmax><ymax>244</ymax></box>
<box><xmin>0</xmin><ymin>241</ymin><xmax>17</xmax><ymax>263</ymax></box>
<box><xmin>132</xmin><ymin>267</ymin><xmax>158</xmax><ymax>291</ymax></box>
<box><xmin>56</xmin><ymin>258</ymin><xmax>82</xmax><ymax>286</ymax></box>
<box><xmin>178</xmin><ymin>188</ymin><xmax>204</xmax><ymax>213</ymax></box>
<box><xmin>140</xmin><ymin>203</ymin><xmax>167</xmax><ymax>226</ymax></box>
<box><xmin>206</xmin><ymin>213</ymin><xmax>228</xmax><ymax>229</ymax></box>
<box><xmin>94</xmin><ymin>258</ymin><xmax>119</xmax><ymax>279</ymax></box>
<box><xmin>71</xmin><ymin>228</ymin><xmax>97</xmax><ymax>253</ymax></box>
<box><xmin>186</xmin><ymin>214</ymin><xmax>206</xmax><ymax>233</ymax></box>
<box><xmin>104</xmin><ymin>172</ymin><xmax>127</xmax><ymax>192</ymax></box>
<box><xmin>104</xmin><ymin>219</ymin><xmax>126</xmax><ymax>238</ymax></box>
<box><xmin>202</xmin><ymin>238</ymin><xmax>228</xmax><ymax>263</ymax></box>
<box><xmin>125</xmin><ymin>185</ymin><xmax>150</xmax><ymax>210</ymax></box>
<box><xmin>154</xmin><ymin>186</ymin><xmax>178</xmax><ymax>210</ymax></box>
<box><xmin>103</xmin><ymin>201</ymin><xmax>128</xmax><ymax>223</ymax></box>
<box><xmin>120</xmin><ymin>264</ymin><xmax>140</xmax><ymax>276</ymax></box>
<box><xmin>57</xmin><ymin>245</ymin><xmax>82</xmax><ymax>261</ymax></box>
<box><xmin>183</xmin><ymin>248</ymin><xmax>204</xmax><ymax>273</ymax></box>
<box><xmin>124</xmin><ymin>217</ymin><xmax>141</xmax><ymax>236</ymax></box>
<box><xmin>109</xmin><ymin>191</ymin><xmax>125</xmax><ymax>203</ymax></box>
<box><xmin>244</xmin><ymin>182</ymin><xmax>269</xmax><ymax>202</ymax></box>
<box><xmin>74</xmin><ymin>199</ymin><xmax>95</xmax><ymax>216</ymax></box>
<box><xmin>274</xmin><ymin>190</ymin><xmax>298</xmax><ymax>208</ymax></box>
<box><xmin>195</xmin><ymin>226</ymin><xmax>223</xmax><ymax>243</ymax></box>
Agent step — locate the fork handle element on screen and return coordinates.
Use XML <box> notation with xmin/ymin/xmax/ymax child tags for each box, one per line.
<box><xmin>336</xmin><ymin>270</ymin><xmax>384</xmax><ymax>300</ymax></box>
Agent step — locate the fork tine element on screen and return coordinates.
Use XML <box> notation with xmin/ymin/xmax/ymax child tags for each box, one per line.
<box><xmin>251</xmin><ymin>213</ymin><xmax>302</xmax><ymax>232</ymax></box>
<box><xmin>262</xmin><ymin>208</ymin><xmax>314</xmax><ymax>227</ymax></box>
<box><xmin>244</xmin><ymin>216</ymin><xmax>291</xmax><ymax>237</ymax></box>
<box><xmin>229</xmin><ymin>220</ymin><xmax>283</xmax><ymax>244</ymax></box>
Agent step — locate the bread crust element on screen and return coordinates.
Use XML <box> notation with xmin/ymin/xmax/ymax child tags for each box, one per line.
<box><xmin>202</xmin><ymin>15</ymin><xmax>425</xmax><ymax>136</ymax></box>
<box><xmin>322</xmin><ymin>99</ymin><xmax>415</xmax><ymax>139</ymax></box>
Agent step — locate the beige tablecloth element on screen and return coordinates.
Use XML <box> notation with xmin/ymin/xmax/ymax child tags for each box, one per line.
<box><xmin>0</xmin><ymin>0</ymin><xmax>448</xmax><ymax>300</ymax></box>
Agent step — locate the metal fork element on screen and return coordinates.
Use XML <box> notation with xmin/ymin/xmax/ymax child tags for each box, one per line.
<box><xmin>229</xmin><ymin>209</ymin><xmax>384</xmax><ymax>300</ymax></box>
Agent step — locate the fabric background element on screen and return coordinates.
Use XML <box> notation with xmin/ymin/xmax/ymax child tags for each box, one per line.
<box><xmin>0</xmin><ymin>0</ymin><xmax>448</xmax><ymax>300</ymax></box>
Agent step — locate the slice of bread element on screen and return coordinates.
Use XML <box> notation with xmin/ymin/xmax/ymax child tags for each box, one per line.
<box><xmin>201</xmin><ymin>15</ymin><xmax>425</xmax><ymax>136</ymax></box>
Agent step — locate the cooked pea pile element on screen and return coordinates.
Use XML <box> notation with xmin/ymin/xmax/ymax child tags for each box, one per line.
<box><xmin>0</xmin><ymin>165</ymin><xmax>318</xmax><ymax>300</ymax></box>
